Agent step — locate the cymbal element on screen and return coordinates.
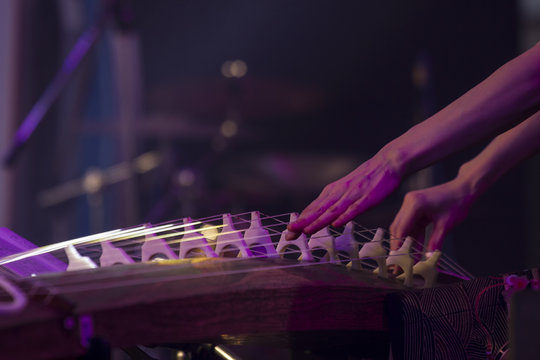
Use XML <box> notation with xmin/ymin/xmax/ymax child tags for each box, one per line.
<box><xmin>148</xmin><ymin>76</ymin><xmax>326</xmax><ymax>120</ymax></box>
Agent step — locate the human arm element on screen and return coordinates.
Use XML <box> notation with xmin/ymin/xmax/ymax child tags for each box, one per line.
<box><xmin>287</xmin><ymin>41</ymin><xmax>540</xmax><ymax>237</ymax></box>
<box><xmin>390</xmin><ymin>108</ymin><xmax>540</xmax><ymax>251</ymax></box>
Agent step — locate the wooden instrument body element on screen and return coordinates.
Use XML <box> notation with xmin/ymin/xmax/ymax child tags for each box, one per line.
<box><xmin>0</xmin><ymin>258</ymin><xmax>407</xmax><ymax>359</ymax></box>
<box><xmin>0</xmin><ymin>212</ymin><xmax>504</xmax><ymax>360</ymax></box>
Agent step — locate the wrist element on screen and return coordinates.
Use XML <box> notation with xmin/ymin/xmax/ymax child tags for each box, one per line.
<box><xmin>377</xmin><ymin>143</ymin><xmax>417</xmax><ymax>179</ymax></box>
<box><xmin>456</xmin><ymin>161</ymin><xmax>493</xmax><ymax>201</ymax></box>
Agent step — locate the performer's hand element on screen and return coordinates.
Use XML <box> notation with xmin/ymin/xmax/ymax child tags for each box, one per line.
<box><xmin>287</xmin><ymin>152</ymin><xmax>403</xmax><ymax>239</ymax></box>
<box><xmin>389</xmin><ymin>178</ymin><xmax>476</xmax><ymax>252</ymax></box>
<box><xmin>287</xmin><ymin>41</ymin><xmax>540</xmax><ymax>243</ymax></box>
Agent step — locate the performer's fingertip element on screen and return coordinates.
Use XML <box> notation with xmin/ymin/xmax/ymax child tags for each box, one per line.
<box><xmin>285</xmin><ymin>230</ymin><xmax>300</xmax><ymax>240</ymax></box>
<box><xmin>287</xmin><ymin>220</ymin><xmax>304</xmax><ymax>232</ymax></box>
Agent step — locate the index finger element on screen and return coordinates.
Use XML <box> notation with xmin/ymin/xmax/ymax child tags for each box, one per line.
<box><xmin>287</xmin><ymin>192</ymin><xmax>340</xmax><ymax>233</ymax></box>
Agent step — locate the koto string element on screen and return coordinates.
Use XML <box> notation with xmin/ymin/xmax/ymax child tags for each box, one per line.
<box><xmin>26</xmin><ymin>248</ymin><xmax>431</xmax><ymax>295</ymax></box>
<box><xmin>23</xmin><ymin>245</ymin><xmax>454</xmax><ymax>294</ymax></box>
<box><xmin>263</xmin><ymin>212</ymin><xmax>470</xmax><ymax>278</ymax></box>
<box><xmin>0</xmin><ymin>211</ymin><xmax>472</xmax><ymax>279</ymax></box>
<box><xmin>2</xmin><ymin>216</ymin><xmax>463</xmax><ymax>278</ymax></box>
<box><xmin>23</xmin><ymin>251</ymin><xmax>432</xmax><ymax>296</ymax></box>
<box><xmin>78</xmin><ymin>236</ymin><xmax>436</xmax><ymax>273</ymax></box>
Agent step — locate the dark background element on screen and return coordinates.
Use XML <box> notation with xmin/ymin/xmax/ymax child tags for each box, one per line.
<box><xmin>10</xmin><ymin>0</ymin><xmax>538</xmax><ymax>275</ymax></box>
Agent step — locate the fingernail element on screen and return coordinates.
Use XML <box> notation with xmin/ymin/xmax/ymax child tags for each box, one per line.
<box><xmin>285</xmin><ymin>231</ymin><xmax>299</xmax><ymax>241</ymax></box>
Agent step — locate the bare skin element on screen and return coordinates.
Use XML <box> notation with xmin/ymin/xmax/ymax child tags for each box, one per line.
<box><xmin>287</xmin><ymin>154</ymin><xmax>403</xmax><ymax>237</ymax></box>
<box><xmin>389</xmin><ymin>179</ymin><xmax>475</xmax><ymax>251</ymax></box>
<box><xmin>390</xmin><ymin>109</ymin><xmax>540</xmax><ymax>250</ymax></box>
<box><xmin>287</xmin><ymin>41</ymin><xmax>540</xmax><ymax>247</ymax></box>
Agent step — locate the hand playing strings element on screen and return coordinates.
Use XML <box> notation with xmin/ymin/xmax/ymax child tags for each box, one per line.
<box><xmin>286</xmin><ymin>153</ymin><xmax>403</xmax><ymax>239</ymax></box>
<box><xmin>390</xmin><ymin>107</ymin><xmax>540</xmax><ymax>250</ymax></box>
<box><xmin>389</xmin><ymin>179</ymin><xmax>475</xmax><ymax>252</ymax></box>
<box><xmin>287</xmin><ymin>42</ymin><xmax>540</xmax><ymax>246</ymax></box>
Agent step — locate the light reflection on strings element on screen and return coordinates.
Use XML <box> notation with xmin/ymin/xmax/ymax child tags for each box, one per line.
<box><xmin>24</xmin><ymin>249</ymin><xmax>435</xmax><ymax>296</ymax></box>
<box><xmin>0</xmin><ymin>211</ymin><xmax>472</xmax><ymax>282</ymax></box>
<box><xmin>22</xmin><ymin>248</ymin><xmax>469</xmax><ymax>299</ymax></box>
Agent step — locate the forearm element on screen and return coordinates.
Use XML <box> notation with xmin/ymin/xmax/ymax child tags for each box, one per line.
<box><xmin>288</xmin><ymin>42</ymin><xmax>540</xmax><ymax>237</ymax></box>
<box><xmin>456</xmin><ymin>109</ymin><xmax>540</xmax><ymax>198</ymax></box>
<box><xmin>380</xmin><ymin>41</ymin><xmax>540</xmax><ymax>177</ymax></box>
<box><xmin>389</xmin><ymin>110</ymin><xmax>540</xmax><ymax>250</ymax></box>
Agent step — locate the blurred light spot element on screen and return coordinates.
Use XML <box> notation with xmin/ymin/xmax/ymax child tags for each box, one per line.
<box><xmin>412</xmin><ymin>63</ymin><xmax>428</xmax><ymax>88</ymax></box>
<box><xmin>221</xmin><ymin>60</ymin><xmax>248</xmax><ymax>78</ymax></box>
<box><xmin>151</xmin><ymin>256</ymin><xmax>167</xmax><ymax>262</ymax></box>
<box><xmin>177</xmin><ymin>169</ymin><xmax>196</xmax><ymax>187</ymax></box>
<box><xmin>82</xmin><ymin>168</ymin><xmax>104</xmax><ymax>194</ymax></box>
<box><xmin>134</xmin><ymin>152</ymin><xmax>160</xmax><ymax>173</ymax></box>
<box><xmin>201</xmin><ymin>224</ymin><xmax>219</xmax><ymax>242</ymax></box>
<box><xmin>220</xmin><ymin>120</ymin><xmax>238</xmax><ymax>138</ymax></box>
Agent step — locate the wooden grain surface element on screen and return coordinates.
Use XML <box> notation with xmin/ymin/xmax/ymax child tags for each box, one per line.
<box><xmin>0</xmin><ymin>258</ymin><xmax>406</xmax><ymax>359</ymax></box>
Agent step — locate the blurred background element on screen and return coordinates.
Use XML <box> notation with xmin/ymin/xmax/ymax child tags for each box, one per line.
<box><xmin>0</xmin><ymin>0</ymin><xmax>538</xmax><ymax>276</ymax></box>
